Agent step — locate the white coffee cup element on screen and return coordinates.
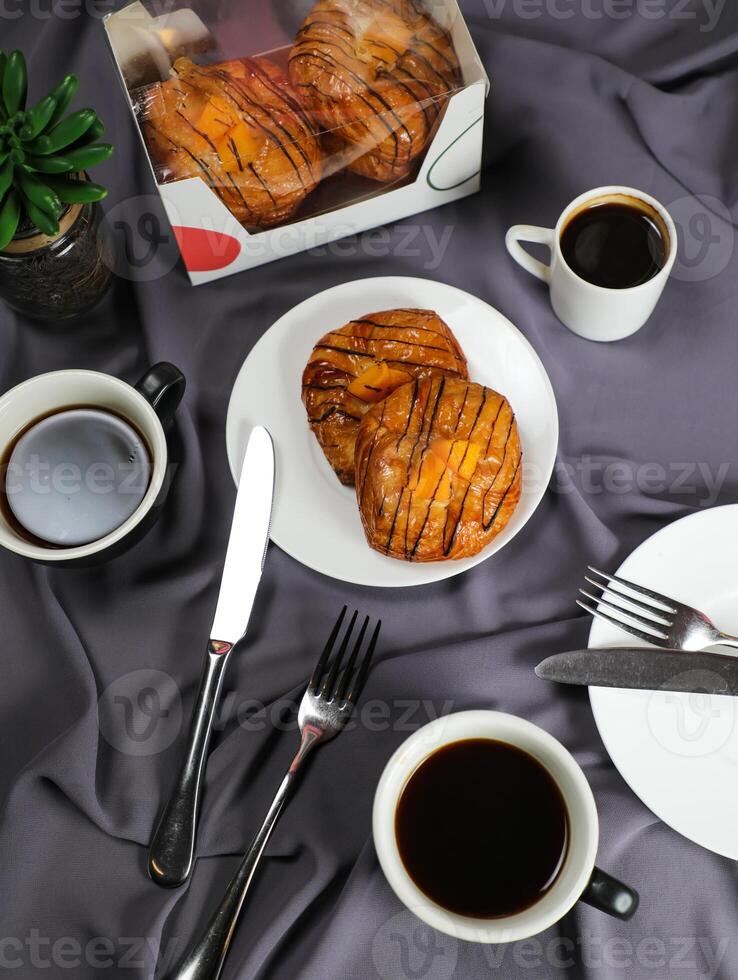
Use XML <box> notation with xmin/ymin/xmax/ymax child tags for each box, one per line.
<box><xmin>506</xmin><ymin>186</ymin><xmax>677</xmax><ymax>342</ymax></box>
<box><xmin>0</xmin><ymin>363</ymin><xmax>184</xmax><ymax>564</ymax></box>
<box><xmin>373</xmin><ymin>710</ymin><xmax>637</xmax><ymax>943</ymax></box>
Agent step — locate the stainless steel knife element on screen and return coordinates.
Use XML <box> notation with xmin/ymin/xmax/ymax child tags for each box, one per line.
<box><xmin>148</xmin><ymin>426</ymin><xmax>275</xmax><ymax>888</ymax></box>
<box><xmin>535</xmin><ymin>647</ymin><xmax>738</xmax><ymax>696</ymax></box>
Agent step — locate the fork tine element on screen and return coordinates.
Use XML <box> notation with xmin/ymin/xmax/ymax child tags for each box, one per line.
<box><xmin>344</xmin><ymin>619</ymin><xmax>381</xmax><ymax>706</ymax></box>
<box><xmin>579</xmin><ymin>588</ymin><xmax>671</xmax><ymax>632</ymax></box>
<box><xmin>334</xmin><ymin>615</ymin><xmax>369</xmax><ymax>704</ymax></box>
<box><xmin>321</xmin><ymin>609</ymin><xmax>358</xmax><ymax>698</ymax></box>
<box><xmin>587</xmin><ymin>566</ymin><xmax>677</xmax><ymax>613</ymax></box>
<box><xmin>309</xmin><ymin>606</ymin><xmax>347</xmax><ymax>693</ymax></box>
<box><xmin>584</xmin><ymin>576</ymin><xmax>673</xmax><ymax>625</ymax></box>
<box><xmin>576</xmin><ymin>599</ymin><xmax>667</xmax><ymax>645</ymax></box>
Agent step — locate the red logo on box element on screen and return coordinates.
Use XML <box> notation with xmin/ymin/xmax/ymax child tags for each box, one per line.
<box><xmin>172</xmin><ymin>226</ymin><xmax>241</xmax><ymax>272</ymax></box>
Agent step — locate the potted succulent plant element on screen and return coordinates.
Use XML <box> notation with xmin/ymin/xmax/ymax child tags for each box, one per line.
<box><xmin>0</xmin><ymin>50</ymin><xmax>114</xmax><ymax>320</ymax></box>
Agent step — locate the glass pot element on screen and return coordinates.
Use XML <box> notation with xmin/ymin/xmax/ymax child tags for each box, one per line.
<box><xmin>0</xmin><ymin>181</ymin><xmax>113</xmax><ymax>321</ymax></box>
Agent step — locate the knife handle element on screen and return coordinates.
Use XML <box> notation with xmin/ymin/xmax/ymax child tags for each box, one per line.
<box><xmin>148</xmin><ymin>642</ymin><xmax>232</xmax><ymax>888</ymax></box>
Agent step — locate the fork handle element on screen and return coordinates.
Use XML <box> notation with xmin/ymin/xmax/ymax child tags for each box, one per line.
<box><xmin>716</xmin><ymin>633</ymin><xmax>738</xmax><ymax>652</ymax></box>
<box><xmin>167</xmin><ymin>727</ymin><xmax>321</xmax><ymax>980</ymax></box>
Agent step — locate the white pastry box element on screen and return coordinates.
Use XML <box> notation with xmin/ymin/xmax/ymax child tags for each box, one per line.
<box><xmin>103</xmin><ymin>0</ymin><xmax>489</xmax><ymax>285</ymax></box>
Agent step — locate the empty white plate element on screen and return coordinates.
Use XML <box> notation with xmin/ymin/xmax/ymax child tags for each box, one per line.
<box><xmin>589</xmin><ymin>505</ymin><xmax>738</xmax><ymax>858</ymax></box>
<box><xmin>225</xmin><ymin>277</ymin><xmax>558</xmax><ymax>587</ymax></box>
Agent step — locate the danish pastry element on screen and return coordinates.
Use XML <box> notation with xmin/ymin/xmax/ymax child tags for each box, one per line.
<box><xmin>289</xmin><ymin>0</ymin><xmax>461</xmax><ymax>182</ymax></box>
<box><xmin>140</xmin><ymin>56</ymin><xmax>323</xmax><ymax>228</ymax></box>
<box><xmin>302</xmin><ymin>308</ymin><xmax>468</xmax><ymax>484</ymax></box>
<box><xmin>355</xmin><ymin>376</ymin><xmax>522</xmax><ymax>561</ymax></box>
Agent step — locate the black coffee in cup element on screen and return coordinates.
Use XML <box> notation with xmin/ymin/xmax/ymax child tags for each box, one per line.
<box><xmin>560</xmin><ymin>197</ymin><xmax>668</xmax><ymax>289</ymax></box>
<box><xmin>1</xmin><ymin>407</ymin><xmax>152</xmax><ymax>547</ymax></box>
<box><xmin>395</xmin><ymin>738</ymin><xmax>569</xmax><ymax>918</ymax></box>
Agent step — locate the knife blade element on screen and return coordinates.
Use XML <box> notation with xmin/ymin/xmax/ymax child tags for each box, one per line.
<box><xmin>210</xmin><ymin>425</ymin><xmax>275</xmax><ymax>646</ymax></box>
<box><xmin>148</xmin><ymin>425</ymin><xmax>275</xmax><ymax>888</ymax></box>
<box><xmin>535</xmin><ymin>647</ymin><xmax>738</xmax><ymax>696</ymax></box>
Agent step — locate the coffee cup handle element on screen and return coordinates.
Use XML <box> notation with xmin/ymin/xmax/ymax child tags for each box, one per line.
<box><xmin>135</xmin><ymin>363</ymin><xmax>186</xmax><ymax>428</ymax></box>
<box><xmin>505</xmin><ymin>225</ymin><xmax>555</xmax><ymax>283</ymax></box>
<box><xmin>581</xmin><ymin>867</ymin><xmax>639</xmax><ymax>920</ymax></box>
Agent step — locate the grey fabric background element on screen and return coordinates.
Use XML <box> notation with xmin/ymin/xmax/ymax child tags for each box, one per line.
<box><xmin>1</xmin><ymin>1</ymin><xmax>737</xmax><ymax>977</ymax></box>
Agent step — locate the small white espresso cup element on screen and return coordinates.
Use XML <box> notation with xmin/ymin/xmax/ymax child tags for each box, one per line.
<box><xmin>0</xmin><ymin>364</ymin><xmax>184</xmax><ymax>564</ymax></box>
<box><xmin>506</xmin><ymin>186</ymin><xmax>677</xmax><ymax>342</ymax></box>
<box><xmin>373</xmin><ymin>710</ymin><xmax>638</xmax><ymax>943</ymax></box>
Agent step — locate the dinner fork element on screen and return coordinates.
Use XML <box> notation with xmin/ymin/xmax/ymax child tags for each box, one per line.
<box><xmin>169</xmin><ymin>607</ymin><xmax>381</xmax><ymax>980</ymax></box>
<box><xmin>577</xmin><ymin>566</ymin><xmax>738</xmax><ymax>653</ymax></box>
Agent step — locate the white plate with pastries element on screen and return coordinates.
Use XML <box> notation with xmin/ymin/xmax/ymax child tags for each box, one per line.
<box><xmin>225</xmin><ymin>277</ymin><xmax>558</xmax><ymax>587</ymax></box>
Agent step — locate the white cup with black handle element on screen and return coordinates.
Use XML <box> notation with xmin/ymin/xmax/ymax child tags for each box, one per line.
<box><xmin>0</xmin><ymin>363</ymin><xmax>185</xmax><ymax>564</ymax></box>
<box><xmin>374</xmin><ymin>710</ymin><xmax>638</xmax><ymax>943</ymax></box>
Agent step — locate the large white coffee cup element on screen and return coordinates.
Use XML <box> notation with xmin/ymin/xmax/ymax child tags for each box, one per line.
<box><xmin>506</xmin><ymin>186</ymin><xmax>677</xmax><ymax>342</ymax></box>
<box><xmin>373</xmin><ymin>711</ymin><xmax>637</xmax><ymax>943</ymax></box>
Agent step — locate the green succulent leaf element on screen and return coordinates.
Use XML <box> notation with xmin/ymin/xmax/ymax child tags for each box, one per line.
<box><xmin>29</xmin><ymin>107</ymin><xmax>97</xmax><ymax>155</ymax></box>
<box><xmin>0</xmin><ymin>189</ymin><xmax>20</xmax><ymax>250</ymax></box>
<box><xmin>42</xmin><ymin>175</ymin><xmax>107</xmax><ymax>204</ymax></box>
<box><xmin>0</xmin><ymin>54</ymin><xmax>111</xmax><ymax>238</ymax></box>
<box><xmin>3</xmin><ymin>51</ymin><xmax>27</xmax><ymax>116</ymax></box>
<box><xmin>0</xmin><ymin>158</ymin><xmax>13</xmax><ymax>198</ymax></box>
<box><xmin>0</xmin><ymin>53</ymin><xmax>8</xmax><ymax>121</ymax></box>
<box><xmin>17</xmin><ymin>169</ymin><xmax>61</xmax><ymax>218</ymax></box>
<box><xmin>45</xmin><ymin>74</ymin><xmax>78</xmax><ymax>131</ymax></box>
<box><xmin>21</xmin><ymin>192</ymin><xmax>59</xmax><ymax>237</ymax></box>
<box><xmin>88</xmin><ymin>117</ymin><xmax>105</xmax><ymax>142</ymax></box>
<box><xmin>24</xmin><ymin>153</ymin><xmax>74</xmax><ymax>175</ymax></box>
<box><xmin>20</xmin><ymin>95</ymin><xmax>57</xmax><ymax>141</ymax></box>
<box><xmin>64</xmin><ymin>116</ymin><xmax>104</xmax><ymax>153</ymax></box>
<box><xmin>62</xmin><ymin>142</ymin><xmax>113</xmax><ymax>171</ymax></box>
<box><xmin>23</xmin><ymin>134</ymin><xmax>51</xmax><ymax>155</ymax></box>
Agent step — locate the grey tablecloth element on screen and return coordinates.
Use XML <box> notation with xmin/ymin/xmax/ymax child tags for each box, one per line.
<box><xmin>2</xmin><ymin>2</ymin><xmax>738</xmax><ymax>978</ymax></box>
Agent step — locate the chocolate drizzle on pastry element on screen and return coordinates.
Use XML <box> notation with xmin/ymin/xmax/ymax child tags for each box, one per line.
<box><xmin>302</xmin><ymin>308</ymin><xmax>468</xmax><ymax>485</ymax></box>
<box><xmin>355</xmin><ymin>376</ymin><xmax>523</xmax><ymax>561</ymax></box>
<box><xmin>289</xmin><ymin>0</ymin><xmax>461</xmax><ymax>182</ymax></box>
<box><xmin>140</xmin><ymin>56</ymin><xmax>323</xmax><ymax>228</ymax></box>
